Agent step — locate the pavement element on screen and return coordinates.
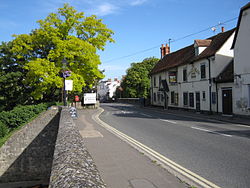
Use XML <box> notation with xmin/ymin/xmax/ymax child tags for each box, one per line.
<box><xmin>75</xmin><ymin>109</ymin><xmax>187</xmax><ymax>188</ymax></box>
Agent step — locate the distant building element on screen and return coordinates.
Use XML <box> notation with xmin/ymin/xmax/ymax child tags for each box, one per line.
<box><xmin>231</xmin><ymin>2</ymin><xmax>250</xmax><ymax>116</ymax></box>
<box><xmin>97</xmin><ymin>78</ymin><xmax>121</xmax><ymax>102</ymax></box>
<box><xmin>150</xmin><ymin>28</ymin><xmax>235</xmax><ymax>114</ymax></box>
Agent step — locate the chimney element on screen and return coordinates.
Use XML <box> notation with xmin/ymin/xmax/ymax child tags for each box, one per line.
<box><xmin>160</xmin><ymin>44</ymin><xmax>170</xmax><ymax>59</ymax></box>
<box><xmin>221</xmin><ymin>26</ymin><xmax>225</xmax><ymax>32</ymax></box>
<box><xmin>165</xmin><ymin>44</ymin><xmax>170</xmax><ymax>54</ymax></box>
<box><xmin>160</xmin><ymin>44</ymin><xmax>164</xmax><ymax>59</ymax></box>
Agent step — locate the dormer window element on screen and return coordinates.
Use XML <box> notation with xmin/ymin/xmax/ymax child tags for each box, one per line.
<box><xmin>195</xmin><ymin>47</ymin><xmax>199</xmax><ymax>56</ymax></box>
<box><xmin>194</xmin><ymin>39</ymin><xmax>212</xmax><ymax>56</ymax></box>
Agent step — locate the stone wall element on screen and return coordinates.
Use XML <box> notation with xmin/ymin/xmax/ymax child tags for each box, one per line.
<box><xmin>49</xmin><ymin>107</ymin><xmax>106</xmax><ymax>188</ymax></box>
<box><xmin>0</xmin><ymin>107</ymin><xmax>105</xmax><ymax>188</ymax></box>
<box><xmin>117</xmin><ymin>98</ymin><xmax>140</xmax><ymax>105</ymax></box>
<box><xmin>0</xmin><ymin>108</ymin><xmax>59</xmax><ymax>187</ymax></box>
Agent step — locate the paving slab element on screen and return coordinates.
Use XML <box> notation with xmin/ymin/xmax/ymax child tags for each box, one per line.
<box><xmin>75</xmin><ymin>109</ymin><xmax>187</xmax><ymax>188</ymax></box>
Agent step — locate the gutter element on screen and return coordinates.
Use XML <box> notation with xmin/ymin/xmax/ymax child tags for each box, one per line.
<box><xmin>207</xmin><ymin>57</ymin><xmax>212</xmax><ymax>114</ymax></box>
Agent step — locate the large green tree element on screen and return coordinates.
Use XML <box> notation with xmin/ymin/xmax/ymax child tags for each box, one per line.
<box><xmin>120</xmin><ymin>57</ymin><xmax>159</xmax><ymax>98</ymax></box>
<box><xmin>0</xmin><ymin>42</ymin><xmax>30</xmax><ymax>110</ymax></box>
<box><xmin>9</xmin><ymin>4</ymin><xmax>114</xmax><ymax>100</ymax></box>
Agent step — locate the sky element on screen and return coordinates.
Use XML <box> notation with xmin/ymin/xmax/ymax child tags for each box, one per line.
<box><xmin>0</xmin><ymin>0</ymin><xmax>248</xmax><ymax>80</ymax></box>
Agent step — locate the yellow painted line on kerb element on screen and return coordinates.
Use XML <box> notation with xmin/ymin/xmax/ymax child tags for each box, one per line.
<box><xmin>93</xmin><ymin>108</ymin><xmax>221</xmax><ymax>188</ymax></box>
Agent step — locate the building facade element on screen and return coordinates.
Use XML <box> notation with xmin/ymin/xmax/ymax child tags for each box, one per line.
<box><xmin>97</xmin><ymin>78</ymin><xmax>120</xmax><ymax>102</ymax></box>
<box><xmin>150</xmin><ymin>28</ymin><xmax>235</xmax><ymax>114</ymax></box>
<box><xmin>232</xmin><ymin>2</ymin><xmax>250</xmax><ymax>116</ymax></box>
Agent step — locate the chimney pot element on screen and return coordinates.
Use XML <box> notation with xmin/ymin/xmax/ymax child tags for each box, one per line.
<box><xmin>221</xmin><ymin>26</ymin><xmax>225</xmax><ymax>32</ymax></box>
<box><xmin>165</xmin><ymin>44</ymin><xmax>170</xmax><ymax>54</ymax></box>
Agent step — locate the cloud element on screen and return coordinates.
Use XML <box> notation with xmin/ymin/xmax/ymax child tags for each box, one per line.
<box><xmin>89</xmin><ymin>3</ymin><xmax>118</xmax><ymax>16</ymax></box>
<box><xmin>130</xmin><ymin>0</ymin><xmax>148</xmax><ymax>6</ymax></box>
<box><xmin>36</xmin><ymin>0</ymin><xmax>150</xmax><ymax>17</ymax></box>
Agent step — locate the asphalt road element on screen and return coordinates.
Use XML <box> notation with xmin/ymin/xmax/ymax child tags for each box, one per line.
<box><xmin>99</xmin><ymin>103</ymin><xmax>250</xmax><ymax>188</ymax></box>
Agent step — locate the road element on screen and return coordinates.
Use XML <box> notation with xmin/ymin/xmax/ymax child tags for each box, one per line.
<box><xmin>99</xmin><ymin>103</ymin><xmax>250</xmax><ymax>188</ymax></box>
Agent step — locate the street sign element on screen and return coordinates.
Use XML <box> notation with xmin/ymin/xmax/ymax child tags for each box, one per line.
<box><xmin>65</xmin><ymin>80</ymin><xmax>73</xmax><ymax>91</ymax></box>
<box><xmin>84</xmin><ymin>93</ymin><xmax>96</xmax><ymax>104</ymax></box>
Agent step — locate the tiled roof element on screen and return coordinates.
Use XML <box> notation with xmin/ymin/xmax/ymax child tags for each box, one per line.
<box><xmin>215</xmin><ymin>60</ymin><xmax>234</xmax><ymax>83</ymax></box>
<box><xmin>231</xmin><ymin>2</ymin><xmax>250</xmax><ymax>49</ymax></box>
<box><xmin>150</xmin><ymin>45</ymin><xmax>194</xmax><ymax>75</ymax></box>
<box><xmin>150</xmin><ymin>28</ymin><xmax>235</xmax><ymax>75</ymax></box>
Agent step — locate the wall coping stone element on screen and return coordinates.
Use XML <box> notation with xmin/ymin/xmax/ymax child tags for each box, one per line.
<box><xmin>49</xmin><ymin>107</ymin><xmax>106</xmax><ymax>188</ymax></box>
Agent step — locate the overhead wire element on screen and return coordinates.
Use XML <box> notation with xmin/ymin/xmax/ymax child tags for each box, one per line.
<box><xmin>103</xmin><ymin>16</ymin><xmax>238</xmax><ymax>63</ymax></box>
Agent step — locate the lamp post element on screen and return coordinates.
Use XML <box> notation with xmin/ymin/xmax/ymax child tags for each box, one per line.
<box><xmin>62</xmin><ymin>59</ymin><xmax>67</xmax><ymax>106</ymax></box>
<box><xmin>61</xmin><ymin>59</ymin><xmax>72</xmax><ymax>106</ymax></box>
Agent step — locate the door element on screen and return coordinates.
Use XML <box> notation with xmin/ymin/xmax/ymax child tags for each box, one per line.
<box><xmin>222</xmin><ymin>88</ymin><xmax>232</xmax><ymax>115</ymax></box>
<box><xmin>195</xmin><ymin>92</ymin><xmax>200</xmax><ymax>111</ymax></box>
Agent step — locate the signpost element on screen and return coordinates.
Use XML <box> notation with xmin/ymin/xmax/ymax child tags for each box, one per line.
<box><xmin>65</xmin><ymin>80</ymin><xmax>73</xmax><ymax>91</ymax></box>
<box><xmin>84</xmin><ymin>93</ymin><xmax>97</xmax><ymax>104</ymax></box>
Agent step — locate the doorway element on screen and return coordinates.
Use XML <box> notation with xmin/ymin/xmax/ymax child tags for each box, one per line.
<box><xmin>195</xmin><ymin>92</ymin><xmax>200</xmax><ymax>112</ymax></box>
<box><xmin>222</xmin><ymin>88</ymin><xmax>232</xmax><ymax>115</ymax></box>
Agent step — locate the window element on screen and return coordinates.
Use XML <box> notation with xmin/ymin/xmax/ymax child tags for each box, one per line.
<box><xmin>183</xmin><ymin>68</ymin><xmax>187</xmax><ymax>82</ymax></box>
<box><xmin>183</xmin><ymin>92</ymin><xmax>188</xmax><ymax>106</ymax></box>
<box><xmin>200</xmin><ymin>64</ymin><xmax>206</xmax><ymax>79</ymax></box>
<box><xmin>169</xmin><ymin>71</ymin><xmax>177</xmax><ymax>84</ymax></box>
<box><xmin>202</xmin><ymin>91</ymin><xmax>206</xmax><ymax>101</ymax></box>
<box><xmin>171</xmin><ymin>91</ymin><xmax>175</xmax><ymax>104</ymax></box>
<box><xmin>175</xmin><ymin>93</ymin><xmax>179</xmax><ymax>105</ymax></box>
<box><xmin>212</xmin><ymin>92</ymin><xmax>216</xmax><ymax>104</ymax></box>
<box><xmin>248</xmin><ymin>85</ymin><xmax>250</xmax><ymax>108</ymax></box>
<box><xmin>159</xmin><ymin>76</ymin><xmax>162</xmax><ymax>87</ymax></box>
<box><xmin>153</xmin><ymin>93</ymin><xmax>156</xmax><ymax>102</ymax></box>
<box><xmin>189</xmin><ymin>93</ymin><xmax>194</xmax><ymax>107</ymax></box>
<box><xmin>153</xmin><ymin>77</ymin><xmax>156</xmax><ymax>87</ymax></box>
<box><xmin>195</xmin><ymin>47</ymin><xmax>199</xmax><ymax>56</ymax></box>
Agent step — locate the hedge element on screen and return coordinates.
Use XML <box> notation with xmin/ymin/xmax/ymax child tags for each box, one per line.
<box><xmin>0</xmin><ymin>102</ymin><xmax>56</xmax><ymax>139</ymax></box>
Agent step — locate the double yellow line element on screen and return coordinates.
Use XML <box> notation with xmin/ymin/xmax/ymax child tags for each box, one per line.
<box><xmin>93</xmin><ymin>108</ymin><xmax>220</xmax><ymax>188</ymax></box>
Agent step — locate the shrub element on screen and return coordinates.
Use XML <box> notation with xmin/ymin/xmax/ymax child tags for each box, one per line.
<box><xmin>0</xmin><ymin>102</ymin><xmax>56</xmax><ymax>129</ymax></box>
<box><xmin>0</xmin><ymin>121</ymin><xmax>9</xmax><ymax>138</ymax></box>
<box><xmin>0</xmin><ymin>111</ymin><xmax>12</xmax><ymax>127</ymax></box>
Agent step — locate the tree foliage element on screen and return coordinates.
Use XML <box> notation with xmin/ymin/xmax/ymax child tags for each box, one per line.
<box><xmin>0</xmin><ymin>42</ymin><xmax>32</xmax><ymax>110</ymax></box>
<box><xmin>119</xmin><ymin>57</ymin><xmax>159</xmax><ymax>98</ymax></box>
<box><xmin>3</xmin><ymin>4</ymin><xmax>114</xmax><ymax>101</ymax></box>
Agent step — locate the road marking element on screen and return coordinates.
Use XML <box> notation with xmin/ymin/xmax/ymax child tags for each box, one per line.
<box><xmin>140</xmin><ymin>113</ymin><xmax>153</xmax><ymax>118</ymax></box>
<box><xmin>144</xmin><ymin>107</ymin><xmax>250</xmax><ymax>128</ymax></box>
<box><xmin>191</xmin><ymin>126</ymin><xmax>232</xmax><ymax>137</ymax></box>
<box><xmin>160</xmin><ymin>119</ymin><xmax>177</xmax><ymax>124</ymax></box>
<box><xmin>94</xmin><ymin>108</ymin><xmax>221</xmax><ymax>188</ymax></box>
<box><xmin>191</xmin><ymin>126</ymin><xmax>211</xmax><ymax>132</ymax></box>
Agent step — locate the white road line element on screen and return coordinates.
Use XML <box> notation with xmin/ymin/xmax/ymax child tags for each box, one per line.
<box><xmin>94</xmin><ymin>108</ymin><xmax>221</xmax><ymax>188</ymax></box>
<box><xmin>160</xmin><ymin>119</ymin><xmax>177</xmax><ymax>124</ymax></box>
<box><xmin>191</xmin><ymin>126</ymin><xmax>232</xmax><ymax>137</ymax></box>
<box><xmin>217</xmin><ymin>133</ymin><xmax>232</xmax><ymax>137</ymax></box>
<box><xmin>146</xmin><ymin>108</ymin><xmax>250</xmax><ymax>128</ymax></box>
<box><xmin>140</xmin><ymin>113</ymin><xmax>153</xmax><ymax>118</ymax></box>
<box><xmin>191</xmin><ymin>126</ymin><xmax>211</xmax><ymax>132</ymax></box>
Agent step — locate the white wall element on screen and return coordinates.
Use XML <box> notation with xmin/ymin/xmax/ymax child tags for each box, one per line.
<box><xmin>97</xmin><ymin>80</ymin><xmax>120</xmax><ymax>101</ymax></box>
<box><xmin>211</xmin><ymin>33</ymin><xmax>234</xmax><ymax>78</ymax></box>
<box><xmin>233</xmin><ymin>7</ymin><xmax>250</xmax><ymax>116</ymax></box>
